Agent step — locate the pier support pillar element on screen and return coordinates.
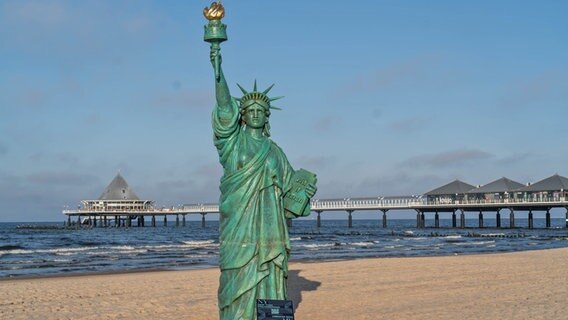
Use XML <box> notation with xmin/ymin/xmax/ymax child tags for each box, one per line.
<box><xmin>421</xmin><ymin>212</ymin><xmax>425</xmax><ymax>228</ymax></box>
<box><xmin>77</xmin><ymin>215</ymin><xmax>82</xmax><ymax>228</ymax></box>
<box><xmin>115</xmin><ymin>216</ymin><xmax>119</xmax><ymax>227</ymax></box>
<box><xmin>347</xmin><ymin>210</ymin><xmax>353</xmax><ymax>228</ymax></box>
<box><xmin>496</xmin><ymin>210</ymin><xmax>501</xmax><ymax>228</ymax></box>
<box><xmin>382</xmin><ymin>210</ymin><xmax>388</xmax><ymax>228</ymax></box>
<box><xmin>100</xmin><ymin>216</ymin><xmax>103</xmax><ymax>227</ymax></box>
<box><xmin>434</xmin><ymin>211</ymin><xmax>440</xmax><ymax>228</ymax></box>
<box><xmin>137</xmin><ymin>217</ymin><xmax>141</xmax><ymax>227</ymax></box>
<box><xmin>460</xmin><ymin>209</ymin><xmax>465</xmax><ymax>228</ymax></box>
<box><xmin>176</xmin><ymin>215</ymin><xmax>180</xmax><ymax>227</ymax></box>
<box><xmin>452</xmin><ymin>210</ymin><xmax>457</xmax><ymax>228</ymax></box>
<box><xmin>104</xmin><ymin>216</ymin><xmax>108</xmax><ymax>227</ymax></box>
<box><xmin>545</xmin><ymin>209</ymin><xmax>551</xmax><ymax>228</ymax></box>
<box><xmin>528</xmin><ymin>210</ymin><xmax>534</xmax><ymax>229</ymax></box>
<box><xmin>202</xmin><ymin>213</ymin><xmax>206</xmax><ymax>228</ymax></box>
<box><xmin>164</xmin><ymin>215</ymin><xmax>168</xmax><ymax>227</ymax></box>
<box><xmin>182</xmin><ymin>214</ymin><xmax>186</xmax><ymax>227</ymax></box>
<box><xmin>509</xmin><ymin>209</ymin><xmax>515</xmax><ymax>228</ymax></box>
<box><xmin>126</xmin><ymin>216</ymin><xmax>131</xmax><ymax>228</ymax></box>
<box><xmin>92</xmin><ymin>216</ymin><xmax>96</xmax><ymax>227</ymax></box>
<box><xmin>478</xmin><ymin>211</ymin><xmax>484</xmax><ymax>228</ymax></box>
<box><xmin>67</xmin><ymin>216</ymin><xmax>71</xmax><ymax>227</ymax></box>
<box><xmin>565</xmin><ymin>208</ymin><xmax>568</xmax><ymax>228</ymax></box>
<box><xmin>152</xmin><ymin>215</ymin><xmax>156</xmax><ymax>227</ymax></box>
<box><xmin>316</xmin><ymin>211</ymin><xmax>321</xmax><ymax>228</ymax></box>
<box><xmin>416</xmin><ymin>210</ymin><xmax>421</xmax><ymax>228</ymax></box>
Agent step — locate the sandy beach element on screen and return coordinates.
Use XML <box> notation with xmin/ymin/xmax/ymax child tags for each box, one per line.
<box><xmin>1</xmin><ymin>248</ymin><xmax>567</xmax><ymax>320</ymax></box>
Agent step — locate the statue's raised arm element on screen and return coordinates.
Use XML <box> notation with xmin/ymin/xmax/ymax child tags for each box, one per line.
<box><xmin>204</xmin><ymin>1</ymin><xmax>230</xmax><ymax>108</ymax></box>
<box><xmin>210</xmin><ymin>47</ymin><xmax>231</xmax><ymax>108</ymax></box>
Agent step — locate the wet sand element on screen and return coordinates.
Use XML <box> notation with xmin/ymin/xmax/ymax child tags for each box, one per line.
<box><xmin>1</xmin><ymin>248</ymin><xmax>567</xmax><ymax>319</ymax></box>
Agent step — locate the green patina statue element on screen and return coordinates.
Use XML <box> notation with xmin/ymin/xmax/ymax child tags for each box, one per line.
<box><xmin>203</xmin><ymin>2</ymin><xmax>317</xmax><ymax>319</ymax></box>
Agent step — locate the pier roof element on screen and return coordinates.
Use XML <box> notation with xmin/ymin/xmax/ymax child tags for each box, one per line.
<box><xmin>98</xmin><ymin>173</ymin><xmax>140</xmax><ymax>201</ymax></box>
<box><xmin>517</xmin><ymin>174</ymin><xmax>568</xmax><ymax>192</ymax></box>
<box><xmin>424</xmin><ymin>180</ymin><xmax>476</xmax><ymax>196</ymax></box>
<box><xmin>466</xmin><ymin>177</ymin><xmax>525</xmax><ymax>194</ymax></box>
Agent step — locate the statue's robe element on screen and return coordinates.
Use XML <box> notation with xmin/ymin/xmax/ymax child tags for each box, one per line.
<box><xmin>213</xmin><ymin>99</ymin><xmax>296</xmax><ymax>320</ymax></box>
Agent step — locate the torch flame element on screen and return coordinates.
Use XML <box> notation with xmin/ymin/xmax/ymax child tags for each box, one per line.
<box><xmin>204</xmin><ymin>1</ymin><xmax>225</xmax><ymax>20</ymax></box>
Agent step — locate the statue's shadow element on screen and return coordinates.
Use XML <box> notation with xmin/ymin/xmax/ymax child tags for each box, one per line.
<box><xmin>288</xmin><ymin>269</ymin><xmax>321</xmax><ymax>310</ymax></box>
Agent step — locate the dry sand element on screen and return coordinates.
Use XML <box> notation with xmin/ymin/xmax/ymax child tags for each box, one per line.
<box><xmin>1</xmin><ymin>248</ymin><xmax>567</xmax><ymax>320</ymax></box>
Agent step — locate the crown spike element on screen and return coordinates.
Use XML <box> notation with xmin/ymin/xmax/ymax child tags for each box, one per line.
<box><xmin>253</xmin><ymin>79</ymin><xmax>257</xmax><ymax>92</ymax></box>
<box><xmin>236</xmin><ymin>83</ymin><xmax>248</xmax><ymax>95</ymax></box>
<box><xmin>263</xmin><ymin>84</ymin><xmax>275</xmax><ymax>95</ymax></box>
<box><xmin>269</xmin><ymin>96</ymin><xmax>284</xmax><ymax>102</ymax></box>
<box><xmin>270</xmin><ymin>106</ymin><xmax>282</xmax><ymax>110</ymax></box>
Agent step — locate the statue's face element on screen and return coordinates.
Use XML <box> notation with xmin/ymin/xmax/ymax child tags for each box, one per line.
<box><xmin>242</xmin><ymin>103</ymin><xmax>268</xmax><ymax>129</ymax></box>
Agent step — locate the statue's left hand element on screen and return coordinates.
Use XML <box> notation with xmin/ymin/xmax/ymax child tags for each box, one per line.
<box><xmin>306</xmin><ymin>183</ymin><xmax>317</xmax><ymax>198</ymax></box>
<box><xmin>210</xmin><ymin>47</ymin><xmax>222</xmax><ymax>67</ymax></box>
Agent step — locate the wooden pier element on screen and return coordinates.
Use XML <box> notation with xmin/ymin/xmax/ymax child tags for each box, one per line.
<box><xmin>63</xmin><ymin>197</ymin><xmax>568</xmax><ymax>229</ymax></box>
<box><xmin>63</xmin><ymin>174</ymin><xmax>568</xmax><ymax>229</ymax></box>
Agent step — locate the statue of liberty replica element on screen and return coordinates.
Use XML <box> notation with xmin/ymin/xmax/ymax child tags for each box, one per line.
<box><xmin>203</xmin><ymin>2</ymin><xmax>317</xmax><ymax>319</ymax></box>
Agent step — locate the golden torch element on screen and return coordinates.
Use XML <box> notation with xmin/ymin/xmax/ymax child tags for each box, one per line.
<box><xmin>203</xmin><ymin>1</ymin><xmax>227</xmax><ymax>81</ymax></box>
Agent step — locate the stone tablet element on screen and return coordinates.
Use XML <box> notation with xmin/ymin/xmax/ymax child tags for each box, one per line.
<box><xmin>257</xmin><ymin>299</ymin><xmax>295</xmax><ymax>320</ymax></box>
<box><xmin>284</xmin><ymin>169</ymin><xmax>317</xmax><ymax>217</ymax></box>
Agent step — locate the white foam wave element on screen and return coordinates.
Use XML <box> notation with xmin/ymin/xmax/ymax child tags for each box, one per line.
<box><xmin>300</xmin><ymin>243</ymin><xmax>336</xmax><ymax>249</ymax></box>
<box><xmin>87</xmin><ymin>250</ymin><xmax>147</xmax><ymax>255</ymax></box>
<box><xmin>5</xmin><ymin>246</ymin><xmax>97</xmax><ymax>255</ymax></box>
<box><xmin>454</xmin><ymin>240</ymin><xmax>496</xmax><ymax>246</ymax></box>
<box><xmin>351</xmin><ymin>242</ymin><xmax>374</xmax><ymax>246</ymax></box>
<box><xmin>181</xmin><ymin>240</ymin><xmax>216</xmax><ymax>247</ymax></box>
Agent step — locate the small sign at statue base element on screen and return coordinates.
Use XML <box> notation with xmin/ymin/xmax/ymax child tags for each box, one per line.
<box><xmin>257</xmin><ymin>299</ymin><xmax>294</xmax><ymax>320</ymax></box>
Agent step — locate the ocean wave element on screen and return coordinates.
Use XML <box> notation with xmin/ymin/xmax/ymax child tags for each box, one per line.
<box><xmin>444</xmin><ymin>236</ymin><xmax>464</xmax><ymax>243</ymax></box>
<box><xmin>350</xmin><ymin>242</ymin><xmax>376</xmax><ymax>247</ymax></box>
<box><xmin>87</xmin><ymin>249</ymin><xmax>148</xmax><ymax>255</ymax></box>
<box><xmin>3</xmin><ymin>245</ymin><xmax>155</xmax><ymax>256</ymax></box>
<box><xmin>454</xmin><ymin>240</ymin><xmax>496</xmax><ymax>246</ymax></box>
<box><xmin>299</xmin><ymin>243</ymin><xmax>337</xmax><ymax>249</ymax></box>
<box><xmin>181</xmin><ymin>240</ymin><xmax>216</xmax><ymax>247</ymax></box>
<box><xmin>0</xmin><ymin>245</ymin><xmax>26</xmax><ymax>251</ymax></box>
<box><xmin>4</xmin><ymin>246</ymin><xmax>97</xmax><ymax>255</ymax></box>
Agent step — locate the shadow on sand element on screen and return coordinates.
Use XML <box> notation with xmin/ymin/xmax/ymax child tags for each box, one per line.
<box><xmin>287</xmin><ymin>269</ymin><xmax>321</xmax><ymax>310</ymax></box>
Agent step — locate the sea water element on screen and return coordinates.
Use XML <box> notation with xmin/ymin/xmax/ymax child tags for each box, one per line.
<box><xmin>1</xmin><ymin>219</ymin><xmax>568</xmax><ymax>278</ymax></box>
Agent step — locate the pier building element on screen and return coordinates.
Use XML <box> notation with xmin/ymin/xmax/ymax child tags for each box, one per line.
<box><xmin>81</xmin><ymin>173</ymin><xmax>153</xmax><ymax>212</ymax></box>
<box><xmin>424</xmin><ymin>180</ymin><xmax>476</xmax><ymax>204</ymax></box>
<box><xmin>465</xmin><ymin>177</ymin><xmax>525</xmax><ymax>202</ymax></box>
<box><xmin>67</xmin><ymin>173</ymin><xmax>154</xmax><ymax>227</ymax></box>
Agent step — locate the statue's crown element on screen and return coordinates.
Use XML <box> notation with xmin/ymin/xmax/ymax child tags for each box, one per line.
<box><xmin>234</xmin><ymin>81</ymin><xmax>283</xmax><ymax>111</ymax></box>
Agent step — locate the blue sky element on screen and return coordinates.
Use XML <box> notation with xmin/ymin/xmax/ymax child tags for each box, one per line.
<box><xmin>1</xmin><ymin>0</ymin><xmax>567</xmax><ymax>222</ymax></box>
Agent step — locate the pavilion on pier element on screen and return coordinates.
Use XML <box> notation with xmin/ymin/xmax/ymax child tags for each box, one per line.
<box><xmin>424</xmin><ymin>180</ymin><xmax>476</xmax><ymax>204</ymax></box>
<box><xmin>516</xmin><ymin>174</ymin><xmax>568</xmax><ymax>202</ymax></box>
<box><xmin>81</xmin><ymin>173</ymin><xmax>153</xmax><ymax>211</ymax></box>
<box><xmin>466</xmin><ymin>177</ymin><xmax>526</xmax><ymax>202</ymax></box>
